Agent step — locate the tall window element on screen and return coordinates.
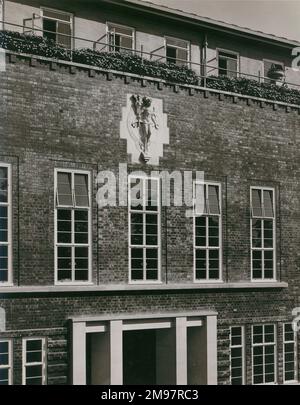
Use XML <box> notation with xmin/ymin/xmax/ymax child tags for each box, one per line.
<box><xmin>218</xmin><ymin>50</ymin><xmax>238</xmax><ymax>77</ymax></box>
<box><xmin>251</xmin><ymin>187</ymin><xmax>275</xmax><ymax>281</ymax></box>
<box><xmin>129</xmin><ymin>176</ymin><xmax>160</xmax><ymax>283</ymax></box>
<box><xmin>42</xmin><ymin>8</ymin><xmax>73</xmax><ymax>49</ymax></box>
<box><xmin>194</xmin><ymin>182</ymin><xmax>221</xmax><ymax>281</ymax></box>
<box><xmin>55</xmin><ymin>170</ymin><xmax>91</xmax><ymax>284</ymax></box>
<box><xmin>0</xmin><ymin>340</ymin><xmax>12</xmax><ymax>385</ymax></box>
<box><xmin>0</xmin><ymin>164</ymin><xmax>11</xmax><ymax>285</ymax></box>
<box><xmin>252</xmin><ymin>324</ymin><xmax>276</xmax><ymax>384</ymax></box>
<box><xmin>283</xmin><ymin>323</ymin><xmax>298</xmax><ymax>383</ymax></box>
<box><xmin>230</xmin><ymin>326</ymin><xmax>245</xmax><ymax>385</ymax></box>
<box><xmin>165</xmin><ymin>36</ymin><xmax>189</xmax><ymax>66</ymax></box>
<box><xmin>107</xmin><ymin>23</ymin><xmax>134</xmax><ymax>52</ymax></box>
<box><xmin>22</xmin><ymin>338</ymin><xmax>46</xmax><ymax>385</ymax></box>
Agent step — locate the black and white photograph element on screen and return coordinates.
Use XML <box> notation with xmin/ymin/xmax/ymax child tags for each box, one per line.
<box><xmin>0</xmin><ymin>0</ymin><xmax>300</xmax><ymax>393</ymax></box>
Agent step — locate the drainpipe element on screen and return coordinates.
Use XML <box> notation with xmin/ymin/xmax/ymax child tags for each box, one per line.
<box><xmin>203</xmin><ymin>34</ymin><xmax>208</xmax><ymax>87</ymax></box>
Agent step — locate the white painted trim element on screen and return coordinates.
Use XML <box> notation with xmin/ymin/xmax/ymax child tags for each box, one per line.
<box><xmin>22</xmin><ymin>337</ymin><xmax>47</xmax><ymax>385</ymax></box>
<box><xmin>251</xmin><ymin>323</ymin><xmax>277</xmax><ymax>385</ymax></box>
<box><xmin>0</xmin><ymin>163</ymin><xmax>12</xmax><ymax>286</ymax></box>
<box><xmin>0</xmin><ymin>338</ymin><xmax>12</xmax><ymax>385</ymax></box>
<box><xmin>123</xmin><ymin>320</ymin><xmax>172</xmax><ymax>331</ymax></box>
<box><xmin>250</xmin><ymin>186</ymin><xmax>276</xmax><ymax>282</ymax></box>
<box><xmin>229</xmin><ymin>325</ymin><xmax>245</xmax><ymax>385</ymax></box>
<box><xmin>128</xmin><ymin>175</ymin><xmax>161</xmax><ymax>284</ymax></box>
<box><xmin>193</xmin><ymin>181</ymin><xmax>222</xmax><ymax>282</ymax></box>
<box><xmin>40</xmin><ymin>7</ymin><xmax>74</xmax><ymax>50</ymax></box>
<box><xmin>54</xmin><ymin>168</ymin><xmax>92</xmax><ymax>285</ymax></box>
<box><xmin>106</xmin><ymin>21</ymin><xmax>135</xmax><ymax>52</ymax></box>
<box><xmin>217</xmin><ymin>48</ymin><xmax>240</xmax><ymax>76</ymax></box>
<box><xmin>164</xmin><ymin>35</ymin><xmax>190</xmax><ymax>66</ymax></box>
<box><xmin>283</xmin><ymin>322</ymin><xmax>298</xmax><ymax>383</ymax></box>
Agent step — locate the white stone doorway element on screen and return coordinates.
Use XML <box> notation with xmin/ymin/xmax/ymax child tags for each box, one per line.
<box><xmin>71</xmin><ymin>311</ymin><xmax>218</xmax><ymax>385</ymax></box>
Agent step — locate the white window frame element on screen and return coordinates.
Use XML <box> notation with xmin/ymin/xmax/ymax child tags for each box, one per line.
<box><xmin>128</xmin><ymin>175</ymin><xmax>161</xmax><ymax>284</ymax></box>
<box><xmin>193</xmin><ymin>181</ymin><xmax>222</xmax><ymax>283</ymax></box>
<box><xmin>283</xmin><ymin>322</ymin><xmax>298</xmax><ymax>383</ymax></box>
<box><xmin>263</xmin><ymin>58</ymin><xmax>284</xmax><ymax>80</ymax></box>
<box><xmin>0</xmin><ymin>163</ymin><xmax>12</xmax><ymax>286</ymax></box>
<box><xmin>40</xmin><ymin>7</ymin><xmax>74</xmax><ymax>49</ymax></box>
<box><xmin>250</xmin><ymin>186</ymin><xmax>276</xmax><ymax>282</ymax></box>
<box><xmin>0</xmin><ymin>339</ymin><xmax>12</xmax><ymax>385</ymax></box>
<box><xmin>106</xmin><ymin>22</ymin><xmax>135</xmax><ymax>52</ymax></box>
<box><xmin>230</xmin><ymin>326</ymin><xmax>246</xmax><ymax>385</ymax></box>
<box><xmin>165</xmin><ymin>35</ymin><xmax>190</xmax><ymax>66</ymax></box>
<box><xmin>217</xmin><ymin>48</ymin><xmax>239</xmax><ymax>77</ymax></box>
<box><xmin>54</xmin><ymin>169</ymin><xmax>92</xmax><ymax>285</ymax></box>
<box><xmin>22</xmin><ymin>337</ymin><xmax>46</xmax><ymax>385</ymax></box>
<box><xmin>251</xmin><ymin>324</ymin><xmax>277</xmax><ymax>385</ymax></box>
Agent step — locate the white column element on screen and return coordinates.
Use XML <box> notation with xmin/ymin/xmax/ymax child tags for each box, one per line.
<box><xmin>176</xmin><ymin>316</ymin><xmax>187</xmax><ymax>385</ymax></box>
<box><xmin>110</xmin><ymin>320</ymin><xmax>123</xmax><ymax>385</ymax></box>
<box><xmin>72</xmin><ymin>322</ymin><xmax>86</xmax><ymax>385</ymax></box>
<box><xmin>206</xmin><ymin>315</ymin><xmax>217</xmax><ymax>385</ymax></box>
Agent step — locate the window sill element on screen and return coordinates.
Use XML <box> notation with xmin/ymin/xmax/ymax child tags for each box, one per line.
<box><xmin>0</xmin><ymin>281</ymin><xmax>288</xmax><ymax>294</ymax></box>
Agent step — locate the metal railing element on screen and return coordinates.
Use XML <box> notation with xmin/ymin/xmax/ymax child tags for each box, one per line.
<box><xmin>1</xmin><ymin>19</ymin><xmax>300</xmax><ymax>91</ymax></box>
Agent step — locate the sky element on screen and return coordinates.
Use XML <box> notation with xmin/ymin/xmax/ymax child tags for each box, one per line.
<box><xmin>144</xmin><ymin>0</ymin><xmax>300</xmax><ymax>41</ymax></box>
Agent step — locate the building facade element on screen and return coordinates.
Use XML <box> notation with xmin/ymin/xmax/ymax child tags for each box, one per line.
<box><xmin>0</xmin><ymin>0</ymin><xmax>300</xmax><ymax>385</ymax></box>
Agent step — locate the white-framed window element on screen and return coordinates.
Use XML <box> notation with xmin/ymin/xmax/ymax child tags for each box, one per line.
<box><xmin>193</xmin><ymin>182</ymin><xmax>222</xmax><ymax>282</ymax></box>
<box><xmin>128</xmin><ymin>176</ymin><xmax>161</xmax><ymax>283</ymax></box>
<box><xmin>54</xmin><ymin>169</ymin><xmax>92</xmax><ymax>284</ymax></box>
<box><xmin>283</xmin><ymin>322</ymin><xmax>298</xmax><ymax>383</ymax></box>
<box><xmin>230</xmin><ymin>326</ymin><xmax>245</xmax><ymax>385</ymax></box>
<box><xmin>252</xmin><ymin>324</ymin><xmax>276</xmax><ymax>384</ymax></box>
<box><xmin>250</xmin><ymin>187</ymin><xmax>275</xmax><ymax>281</ymax></box>
<box><xmin>0</xmin><ymin>339</ymin><xmax>12</xmax><ymax>385</ymax></box>
<box><xmin>0</xmin><ymin>164</ymin><xmax>12</xmax><ymax>285</ymax></box>
<box><xmin>218</xmin><ymin>49</ymin><xmax>239</xmax><ymax>77</ymax></box>
<box><xmin>41</xmin><ymin>8</ymin><xmax>73</xmax><ymax>49</ymax></box>
<box><xmin>107</xmin><ymin>22</ymin><xmax>135</xmax><ymax>53</ymax></box>
<box><xmin>165</xmin><ymin>36</ymin><xmax>190</xmax><ymax>66</ymax></box>
<box><xmin>22</xmin><ymin>338</ymin><xmax>46</xmax><ymax>385</ymax></box>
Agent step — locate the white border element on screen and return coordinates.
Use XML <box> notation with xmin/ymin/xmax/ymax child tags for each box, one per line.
<box><xmin>250</xmin><ymin>186</ymin><xmax>276</xmax><ymax>282</ymax></box>
<box><xmin>193</xmin><ymin>181</ymin><xmax>223</xmax><ymax>283</ymax></box>
<box><xmin>0</xmin><ymin>163</ymin><xmax>12</xmax><ymax>286</ymax></box>
<box><xmin>54</xmin><ymin>168</ymin><xmax>92</xmax><ymax>286</ymax></box>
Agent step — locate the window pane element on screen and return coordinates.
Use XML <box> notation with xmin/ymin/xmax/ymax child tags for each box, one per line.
<box><xmin>57</xmin><ymin>21</ymin><xmax>72</xmax><ymax>48</ymax></box>
<box><xmin>74</xmin><ymin>174</ymin><xmax>89</xmax><ymax>207</ymax></box>
<box><xmin>0</xmin><ymin>167</ymin><xmax>8</xmax><ymax>203</ymax></box>
<box><xmin>263</xmin><ymin>190</ymin><xmax>274</xmax><ymax>217</ymax></box>
<box><xmin>252</xmin><ymin>189</ymin><xmax>262</xmax><ymax>217</ymax></box>
<box><xmin>43</xmin><ymin>19</ymin><xmax>57</xmax><ymax>42</ymax></box>
<box><xmin>43</xmin><ymin>9</ymin><xmax>71</xmax><ymax>22</ymax></box>
<box><xmin>57</xmin><ymin>172</ymin><xmax>72</xmax><ymax>206</ymax></box>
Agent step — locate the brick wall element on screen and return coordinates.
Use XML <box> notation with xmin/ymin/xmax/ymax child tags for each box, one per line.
<box><xmin>0</xmin><ymin>55</ymin><xmax>300</xmax><ymax>384</ymax></box>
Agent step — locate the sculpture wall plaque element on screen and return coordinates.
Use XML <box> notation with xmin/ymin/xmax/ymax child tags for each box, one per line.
<box><xmin>120</xmin><ymin>94</ymin><xmax>169</xmax><ymax>165</ymax></box>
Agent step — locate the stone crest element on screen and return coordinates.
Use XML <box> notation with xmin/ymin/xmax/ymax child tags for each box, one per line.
<box><xmin>120</xmin><ymin>94</ymin><xmax>169</xmax><ymax>165</ymax></box>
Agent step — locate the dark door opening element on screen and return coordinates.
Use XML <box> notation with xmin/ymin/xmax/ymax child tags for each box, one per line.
<box><xmin>123</xmin><ymin>329</ymin><xmax>156</xmax><ymax>385</ymax></box>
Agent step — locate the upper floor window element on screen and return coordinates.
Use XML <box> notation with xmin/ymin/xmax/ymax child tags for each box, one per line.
<box><xmin>283</xmin><ymin>323</ymin><xmax>298</xmax><ymax>383</ymax></box>
<box><xmin>0</xmin><ymin>340</ymin><xmax>12</xmax><ymax>385</ymax></box>
<box><xmin>218</xmin><ymin>50</ymin><xmax>238</xmax><ymax>77</ymax></box>
<box><xmin>22</xmin><ymin>338</ymin><xmax>46</xmax><ymax>385</ymax></box>
<box><xmin>250</xmin><ymin>187</ymin><xmax>275</xmax><ymax>281</ymax></box>
<box><xmin>55</xmin><ymin>170</ymin><xmax>91</xmax><ymax>284</ymax></box>
<box><xmin>107</xmin><ymin>23</ymin><xmax>134</xmax><ymax>53</ymax></box>
<box><xmin>252</xmin><ymin>324</ymin><xmax>276</xmax><ymax>384</ymax></box>
<box><xmin>41</xmin><ymin>8</ymin><xmax>73</xmax><ymax>49</ymax></box>
<box><xmin>194</xmin><ymin>182</ymin><xmax>222</xmax><ymax>282</ymax></box>
<box><xmin>0</xmin><ymin>164</ymin><xmax>12</xmax><ymax>285</ymax></box>
<box><xmin>263</xmin><ymin>59</ymin><xmax>284</xmax><ymax>81</ymax></box>
<box><xmin>129</xmin><ymin>176</ymin><xmax>160</xmax><ymax>283</ymax></box>
<box><xmin>165</xmin><ymin>36</ymin><xmax>190</xmax><ymax>66</ymax></box>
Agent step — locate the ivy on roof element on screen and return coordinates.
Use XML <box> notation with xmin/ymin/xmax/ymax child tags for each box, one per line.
<box><xmin>1</xmin><ymin>30</ymin><xmax>300</xmax><ymax>105</ymax></box>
